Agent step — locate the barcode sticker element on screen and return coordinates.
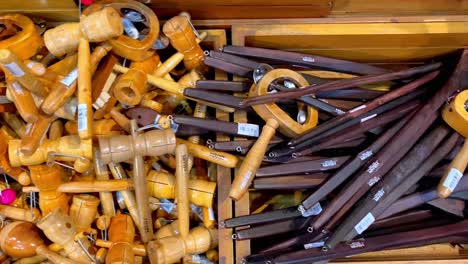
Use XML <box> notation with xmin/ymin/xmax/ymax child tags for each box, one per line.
<box><xmin>361</xmin><ymin>114</ymin><xmax>377</xmax><ymax>123</ymax></box>
<box><xmin>302</xmin><ymin>202</ymin><xmax>322</xmax><ymax>217</ymax></box>
<box><xmin>321</xmin><ymin>160</ymin><xmax>337</xmax><ymax>168</ymax></box>
<box><xmin>240</xmin><ymin>171</ymin><xmax>253</xmax><ymax>189</ymax></box>
<box><xmin>359</xmin><ymin>150</ymin><xmax>373</xmax><ymax>161</ymax></box>
<box><xmin>304</xmin><ymin>241</ymin><xmax>325</xmax><ymax>249</ymax></box>
<box><xmin>208</xmin><ymin>207</ymin><xmax>215</xmax><ymax>221</ymax></box>
<box><xmin>60</xmin><ymin>68</ymin><xmax>78</xmax><ymax>87</ymax></box>
<box><xmin>354</xmin><ymin>212</ymin><xmax>375</xmax><ymax>234</ymax></box>
<box><xmin>238</xmin><ymin>123</ymin><xmax>259</xmax><ymax>137</ymax></box>
<box><xmin>11</xmin><ymin>82</ymin><xmax>23</xmax><ymax>92</ymax></box>
<box><xmin>442</xmin><ymin>168</ymin><xmax>463</xmax><ymax>192</ymax></box>
<box><xmin>3</xmin><ymin>62</ymin><xmax>24</xmax><ymax>77</ymax></box>
<box><xmin>77</xmin><ymin>104</ymin><xmax>87</xmax><ymax>131</ymax></box>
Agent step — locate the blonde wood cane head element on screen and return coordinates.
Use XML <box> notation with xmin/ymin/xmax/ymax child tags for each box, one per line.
<box><xmin>98</xmin><ymin>129</ymin><xmax>176</xmax><ymax>164</ymax></box>
<box><xmin>80</xmin><ymin>7</ymin><xmax>123</xmax><ymax>42</ymax></box>
<box><xmin>70</xmin><ymin>194</ymin><xmax>100</xmax><ymax>233</ymax></box>
<box><xmin>229</xmin><ymin>118</ymin><xmax>279</xmax><ymax>201</ymax></box>
<box><xmin>162</xmin><ymin>16</ymin><xmax>206</xmax><ymax>72</ymax></box>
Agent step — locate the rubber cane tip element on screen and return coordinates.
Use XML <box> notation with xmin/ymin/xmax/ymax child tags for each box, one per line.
<box><xmin>0</xmin><ymin>188</ymin><xmax>16</xmax><ymax>205</ymax></box>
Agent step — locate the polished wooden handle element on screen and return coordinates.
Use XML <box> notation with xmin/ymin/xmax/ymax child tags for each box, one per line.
<box><xmin>438</xmin><ymin>138</ymin><xmax>468</xmax><ymax>198</ymax></box>
<box><xmin>94</xmin><ymin>148</ymin><xmax>116</xmax><ymax>217</ymax></box>
<box><xmin>42</xmin><ymin>44</ymin><xmax>112</xmax><ymax>115</ymax></box>
<box><xmin>114</xmin><ymin>64</ymin><xmax>184</xmax><ymax>96</ymax></box>
<box><xmin>162</xmin><ymin>15</ymin><xmax>206</xmax><ymax>72</ymax></box>
<box><xmin>44</xmin><ymin>7</ymin><xmax>122</xmax><ymax>57</ymax></box>
<box><xmin>109</xmin><ymin>107</ymin><xmax>132</xmax><ymax>133</ymax></box>
<box><xmin>131</xmin><ymin>119</ymin><xmax>154</xmax><ymax>243</ymax></box>
<box><xmin>6</xmin><ymin>80</ymin><xmax>38</xmax><ymax>123</ymax></box>
<box><xmin>0</xmin><ymin>221</ymin><xmax>45</xmax><ymax>258</ymax></box>
<box><xmin>176</xmin><ymin>144</ymin><xmax>190</xmax><ymax>239</ymax></box>
<box><xmin>37</xmin><ymin>208</ymin><xmax>94</xmax><ymax>262</ymax></box>
<box><xmin>147</xmin><ymin>170</ymin><xmax>216</xmax><ymax>208</ymax></box>
<box><xmin>77</xmin><ymin>37</ymin><xmax>92</xmax><ymax>140</ymax></box>
<box><xmin>20</xmin><ymin>112</ymin><xmax>55</xmax><ymax>156</ymax></box>
<box><xmin>0</xmin><ymin>204</ymin><xmax>41</xmax><ymax>222</ymax></box>
<box><xmin>114</xmin><ymin>55</ymin><xmax>159</xmax><ymax>106</ymax></box>
<box><xmin>0</xmin><ymin>49</ymin><xmax>48</xmax><ymax>97</ymax></box>
<box><xmin>147</xmin><ymin>226</ymin><xmax>218</xmax><ymax>264</ymax></box>
<box><xmin>2</xmin><ymin>112</ymin><xmax>26</xmax><ymax>138</ymax></box>
<box><xmin>70</xmin><ymin>194</ymin><xmax>100</xmax><ymax>232</ymax></box>
<box><xmin>230</xmin><ymin>119</ymin><xmax>279</xmax><ymax>201</ymax></box>
<box><xmin>9</xmin><ymin>135</ymin><xmax>92</xmax><ymax>167</ymax></box>
<box><xmin>154</xmin><ymin>219</ymin><xmax>180</xmax><ymax>239</ymax></box>
<box><xmin>0</xmin><ymin>14</ymin><xmax>43</xmax><ymax>60</ymax></box>
<box><xmin>35</xmin><ymin>245</ymin><xmax>77</xmax><ymax>264</ymax></box>
<box><xmin>98</xmin><ymin>129</ymin><xmax>176</xmax><ymax>164</ymax></box>
<box><xmin>49</xmin><ymin>120</ymin><xmax>64</xmax><ymax>140</ymax></box>
<box><xmin>108</xmin><ymin>163</ymin><xmax>142</xmax><ymax>235</ymax></box>
<box><xmin>96</xmin><ymin>240</ymin><xmax>146</xmax><ymax>256</ymax></box>
<box><xmin>106</xmin><ymin>214</ymin><xmax>136</xmax><ymax>264</ymax></box>
<box><xmin>154</xmin><ymin>53</ymin><xmax>184</xmax><ymax>77</ymax></box>
<box><xmin>176</xmin><ymin>138</ymin><xmax>238</xmax><ymax>168</ymax></box>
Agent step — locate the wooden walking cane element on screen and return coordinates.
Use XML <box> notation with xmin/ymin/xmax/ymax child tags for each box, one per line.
<box><xmin>176</xmin><ymin>144</ymin><xmax>190</xmax><ymax>239</ymax></box>
<box><xmin>438</xmin><ymin>89</ymin><xmax>468</xmax><ymax>197</ymax></box>
<box><xmin>229</xmin><ymin>119</ymin><xmax>279</xmax><ymax>201</ymax></box>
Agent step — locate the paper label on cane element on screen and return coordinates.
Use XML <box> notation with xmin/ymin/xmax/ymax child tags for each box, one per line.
<box><xmin>208</xmin><ymin>207</ymin><xmax>215</xmax><ymax>221</ymax></box>
<box><xmin>302</xmin><ymin>202</ymin><xmax>322</xmax><ymax>217</ymax></box>
<box><xmin>354</xmin><ymin>212</ymin><xmax>375</xmax><ymax>235</ymax></box>
<box><xmin>11</xmin><ymin>81</ymin><xmax>23</xmax><ymax>92</ymax></box>
<box><xmin>77</xmin><ymin>104</ymin><xmax>87</xmax><ymax>131</ymax></box>
<box><xmin>240</xmin><ymin>171</ymin><xmax>253</xmax><ymax>190</ymax></box>
<box><xmin>60</xmin><ymin>68</ymin><xmax>78</xmax><ymax>87</ymax></box>
<box><xmin>238</xmin><ymin>123</ymin><xmax>260</xmax><ymax>137</ymax></box>
<box><xmin>443</xmin><ymin>168</ymin><xmax>463</xmax><ymax>192</ymax></box>
<box><xmin>304</xmin><ymin>240</ymin><xmax>325</xmax><ymax>249</ymax></box>
<box><xmin>3</xmin><ymin>62</ymin><xmax>24</xmax><ymax>77</ymax></box>
<box><xmin>361</xmin><ymin>114</ymin><xmax>377</xmax><ymax>123</ymax></box>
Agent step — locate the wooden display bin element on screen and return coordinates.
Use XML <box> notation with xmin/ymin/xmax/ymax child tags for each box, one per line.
<box><xmin>2</xmin><ymin>1</ymin><xmax>468</xmax><ymax>264</ymax></box>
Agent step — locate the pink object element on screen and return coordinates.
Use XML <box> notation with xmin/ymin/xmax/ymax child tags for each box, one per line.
<box><xmin>81</xmin><ymin>0</ymin><xmax>93</xmax><ymax>5</ymax></box>
<box><xmin>0</xmin><ymin>189</ymin><xmax>16</xmax><ymax>205</ymax></box>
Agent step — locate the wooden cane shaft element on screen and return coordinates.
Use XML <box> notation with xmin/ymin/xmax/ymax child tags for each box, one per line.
<box><xmin>49</xmin><ymin>120</ymin><xmax>63</xmax><ymax>140</ymax></box>
<box><xmin>176</xmin><ymin>138</ymin><xmax>238</xmax><ymax>168</ymax></box>
<box><xmin>106</xmin><ymin>214</ymin><xmax>136</xmax><ymax>264</ymax></box>
<box><xmin>108</xmin><ymin>163</ymin><xmax>142</xmax><ymax>234</ymax></box>
<box><xmin>147</xmin><ymin>170</ymin><xmax>216</xmax><ymax>208</ymax></box>
<box><xmin>9</xmin><ymin>135</ymin><xmax>92</xmax><ymax>167</ymax></box>
<box><xmin>1</xmin><ymin>112</ymin><xmax>26</xmax><ymax>138</ymax></box>
<box><xmin>438</xmin><ymin>138</ymin><xmax>468</xmax><ymax>198</ymax></box>
<box><xmin>230</xmin><ymin>119</ymin><xmax>279</xmax><ymax>201</ymax></box>
<box><xmin>77</xmin><ymin>37</ymin><xmax>92</xmax><ymax>140</ymax></box>
<box><xmin>0</xmin><ymin>49</ymin><xmax>48</xmax><ymax>97</ymax></box>
<box><xmin>154</xmin><ymin>53</ymin><xmax>184</xmax><ymax>77</ymax></box>
<box><xmin>94</xmin><ymin>148</ymin><xmax>116</xmax><ymax>217</ymax></box>
<box><xmin>6</xmin><ymin>80</ymin><xmax>38</xmax><ymax>123</ymax></box>
<box><xmin>19</xmin><ymin>112</ymin><xmax>55</xmax><ymax>156</ymax></box>
<box><xmin>175</xmin><ymin>144</ymin><xmax>190</xmax><ymax>239</ymax></box>
<box><xmin>95</xmin><ymin>240</ymin><xmax>146</xmax><ymax>256</ymax></box>
<box><xmin>130</xmin><ymin>119</ymin><xmax>154</xmax><ymax>243</ymax></box>
<box><xmin>35</xmin><ymin>245</ymin><xmax>77</xmax><ymax>264</ymax></box>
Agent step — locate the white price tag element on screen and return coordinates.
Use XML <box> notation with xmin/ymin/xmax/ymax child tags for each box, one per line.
<box><xmin>237</xmin><ymin>123</ymin><xmax>259</xmax><ymax>137</ymax></box>
<box><xmin>304</xmin><ymin>241</ymin><xmax>325</xmax><ymax>249</ymax></box>
<box><xmin>359</xmin><ymin>150</ymin><xmax>373</xmax><ymax>161</ymax></box>
<box><xmin>77</xmin><ymin>104</ymin><xmax>87</xmax><ymax>132</ymax></box>
<box><xmin>60</xmin><ymin>68</ymin><xmax>78</xmax><ymax>87</ymax></box>
<box><xmin>442</xmin><ymin>168</ymin><xmax>463</xmax><ymax>192</ymax></box>
<box><xmin>11</xmin><ymin>81</ymin><xmax>23</xmax><ymax>92</ymax></box>
<box><xmin>3</xmin><ymin>62</ymin><xmax>24</xmax><ymax>77</ymax></box>
<box><xmin>354</xmin><ymin>212</ymin><xmax>375</xmax><ymax>235</ymax></box>
<box><xmin>208</xmin><ymin>208</ymin><xmax>215</xmax><ymax>221</ymax></box>
<box><xmin>239</xmin><ymin>171</ymin><xmax>253</xmax><ymax>189</ymax></box>
<box><xmin>301</xmin><ymin>203</ymin><xmax>322</xmax><ymax>217</ymax></box>
<box><xmin>361</xmin><ymin>114</ymin><xmax>377</xmax><ymax>123</ymax></box>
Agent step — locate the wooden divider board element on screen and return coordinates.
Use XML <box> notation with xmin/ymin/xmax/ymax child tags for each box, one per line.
<box><xmin>231</xmin><ymin>22</ymin><xmax>468</xmax><ymax>62</ymax></box>
<box><xmin>199</xmin><ymin>29</ymin><xmax>236</xmax><ymax>264</ymax></box>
